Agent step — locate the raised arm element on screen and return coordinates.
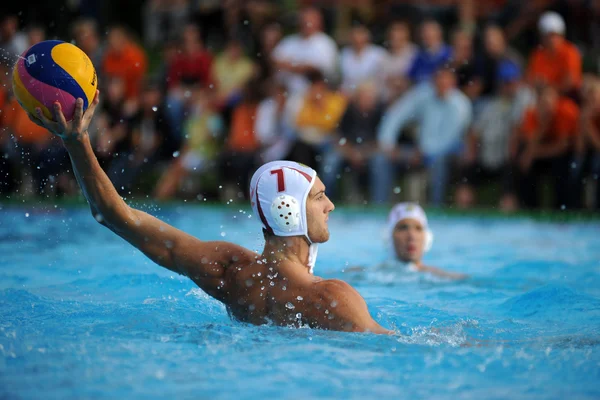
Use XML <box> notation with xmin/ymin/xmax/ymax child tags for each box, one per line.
<box><xmin>29</xmin><ymin>95</ymin><xmax>255</xmax><ymax>301</ymax></box>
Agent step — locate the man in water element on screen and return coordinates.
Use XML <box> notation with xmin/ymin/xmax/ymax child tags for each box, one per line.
<box><xmin>387</xmin><ymin>203</ymin><xmax>466</xmax><ymax>279</ymax></box>
<box><xmin>27</xmin><ymin>94</ymin><xmax>391</xmax><ymax>334</ymax></box>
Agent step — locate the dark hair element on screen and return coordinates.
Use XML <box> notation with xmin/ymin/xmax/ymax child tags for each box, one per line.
<box><xmin>305</xmin><ymin>69</ymin><xmax>325</xmax><ymax>84</ymax></box>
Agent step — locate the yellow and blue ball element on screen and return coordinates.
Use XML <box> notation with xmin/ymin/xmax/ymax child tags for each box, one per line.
<box><xmin>12</xmin><ymin>40</ymin><xmax>97</xmax><ymax>121</ymax></box>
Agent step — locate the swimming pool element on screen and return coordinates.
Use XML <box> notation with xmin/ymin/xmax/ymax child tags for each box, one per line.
<box><xmin>1</xmin><ymin>204</ymin><xmax>599</xmax><ymax>399</ymax></box>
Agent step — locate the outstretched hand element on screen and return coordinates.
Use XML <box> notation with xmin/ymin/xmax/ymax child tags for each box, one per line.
<box><xmin>27</xmin><ymin>90</ymin><xmax>100</xmax><ymax>141</ymax></box>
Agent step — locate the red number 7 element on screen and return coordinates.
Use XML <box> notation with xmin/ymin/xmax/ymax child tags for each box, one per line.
<box><xmin>270</xmin><ymin>168</ymin><xmax>285</xmax><ymax>192</ymax></box>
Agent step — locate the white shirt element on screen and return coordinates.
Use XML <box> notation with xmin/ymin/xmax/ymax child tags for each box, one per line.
<box><xmin>378</xmin><ymin>83</ymin><xmax>472</xmax><ymax>156</ymax></box>
<box><xmin>382</xmin><ymin>44</ymin><xmax>418</xmax><ymax>79</ymax></box>
<box><xmin>339</xmin><ymin>44</ymin><xmax>388</xmax><ymax>93</ymax></box>
<box><xmin>272</xmin><ymin>32</ymin><xmax>339</xmax><ymax>95</ymax></box>
<box><xmin>475</xmin><ymin>86</ymin><xmax>534</xmax><ymax>168</ymax></box>
<box><xmin>255</xmin><ymin>97</ymin><xmax>297</xmax><ymax>162</ymax></box>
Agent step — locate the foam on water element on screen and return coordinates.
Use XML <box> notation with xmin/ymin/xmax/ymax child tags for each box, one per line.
<box><xmin>1</xmin><ymin>206</ymin><xmax>600</xmax><ymax>399</ymax></box>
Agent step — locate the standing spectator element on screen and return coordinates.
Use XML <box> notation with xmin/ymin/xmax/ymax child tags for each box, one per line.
<box><xmin>212</xmin><ymin>39</ymin><xmax>256</xmax><ymax>126</ymax></box>
<box><xmin>381</xmin><ymin>20</ymin><xmax>418</xmax><ymax>103</ymax></box>
<box><xmin>107</xmin><ymin>82</ymin><xmax>167</xmax><ymax>194</ymax></box>
<box><xmin>143</xmin><ymin>0</ymin><xmax>190</xmax><ymax>49</ymax></box>
<box><xmin>526</xmin><ymin>11</ymin><xmax>581</xmax><ymax>98</ymax></box>
<box><xmin>167</xmin><ymin>24</ymin><xmax>213</xmax><ymax>90</ymax></box>
<box><xmin>0</xmin><ymin>15</ymin><xmax>28</xmax><ymax>64</ymax></box>
<box><xmin>102</xmin><ymin>26</ymin><xmax>148</xmax><ymax>100</ymax></box>
<box><xmin>255</xmin><ymin>81</ymin><xmax>295</xmax><ymax>163</ymax></box>
<box><xmin>575</xmin><ymin>81</ymin><xmax>600</xmax><ymax>209</ymax></box>
<box><xmin>272</xmin><ymin>7</ymin><xmax>338</xmax><ymax>95</ymax></box>
<box><xmin>255</xmin><ymin>21</ymin><xmax>283</xmax><ymax>80</ymax></box>
<box><xmin>321</xmin><ymin>81</ymin><xmax>383</xmax><ymax>200</ymax></box>
<box><xmin>477</xmin><ymin>24</ymin><xmax>523</xmax><ymax>98</ymax></box>
<box><xmin>154</xmin><ymin>87</ymin><xmax>223</xmax><ymax>200</ymax></box>
<box><xmin>94</xmin><ymin>77</ymin><xmax>137</xmax><ymax>172</ymax></box>
<box><xmin>512</xmin><ymin>85</ymin><xmax>580</xmax><ymax>209</ymax></box>
<box><xmin>71</xmin><ymin>18</ymin><xmax>105</xmax><ymax>72</ymax></box>
<box><xmin>166</xmin><ymin>23</ymin><xmax>213</xmax><ymax>141</ymax></box>
<box><xmin>407</xmin><ymin>19</ymin><xmax>452</xmax><ymax>84</ymax></box>
<box><xmin>1</xmin><ymin>94</ymin><xmax>68</xmax><ymax>196</ymax></box>
<box><xmin>218</xmin><ymin>82</ymin><xmax>263</xmax><ymax>200</ymax></box>
<box><xmin>376</xmin><ymin>66</ymin><xmax>472</xmax><ymax>206</ymax></box>
<box><xmin>286</xmin><ymin>71</ymin><xmax>347</xmax><ymax>170</ymax></box>
<box><xmin>455</xmin><ymin>60</ymin><xmax>534</xmax><ymax>210</ymax></box>
<box><xmin>25</xmin><ymin>24</ymin><xmax>45</xmax><ymax>47</ymax></box>
<box><xmin>449</xmin><ymin>28</ymin><xmax>480</xmax><ymax>100</ymax></box>
<box><xmin>339</xmin><ymin>23</ymin><xmax>387</xmax><ymax>95</ymax></box>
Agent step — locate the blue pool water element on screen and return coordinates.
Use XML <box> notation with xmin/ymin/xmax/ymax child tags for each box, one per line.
<box><xmin>1</xmin><ymin>204</ymin><xmax>599</xmax><ymax>399</ymax></box>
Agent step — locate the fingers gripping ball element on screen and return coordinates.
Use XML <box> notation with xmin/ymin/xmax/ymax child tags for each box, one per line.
<box><xmin>270</xmin><ymin>194</ymin><xmax>301</xmax><ymax>232</ymax></box>
<box><xmin>12</xmin><ymin>40</ymin><xmax>98</xmax><ymax>121</ymax></box>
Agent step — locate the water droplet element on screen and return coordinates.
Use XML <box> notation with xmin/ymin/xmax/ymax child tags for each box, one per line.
<box><xmin>297</xmin><ymin>296</ymin><xmax>303</xmax><ymax>301</ymax></box>
<box><xmin>220</xmin><ymin>232</ymin><xmax>226</xmax><ymax>237</ymax></box>
<box><xmin>172</xmin><ymin>151</ymin><xmax>180</xmax><ymax>158</ymax></box>
<box><xmin>338</xmin><ymin>137</ymin><xmax>347</xmax><ymax>145</ymax></box>
<box><xmin>295</xmin><ymin>313</ymin><xmax>302</xmax><ymax>319</ymax></box>
<box><xmin>393</xmin><ymin>187</ymin><xmax>401</xmax><ymax>194</ymax></box>
<box><xmin>285</xmin><ymin>302</ymin><xmax>295</xmax><ymax>310</ymax></box>
<box><xmin>25</xmin><ymin>213</ymin><xmax>29</xmax><ymax>217</ymax></box>
<box><xmin>330</xmin><ymin>300</ymin><xmax>338</xmax><ymax>308</ymax></box>
<box><xmin>152</xmin><ymin>106</ymin><xmax>158</xmax><ymax>112</ymax></box>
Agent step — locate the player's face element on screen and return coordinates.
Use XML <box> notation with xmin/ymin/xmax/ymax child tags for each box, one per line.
<box><xmin>306</xmin><ymin>177</ymin><xmax>335</xmax><ymax>243</ymax></box>
<box><xmin>392</xmin><ymin>218</ymin><xmax>425</xmax><ymax>263</ymax></box>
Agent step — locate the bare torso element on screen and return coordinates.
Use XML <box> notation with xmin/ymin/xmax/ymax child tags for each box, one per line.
<box><xmin>221</xmin><ymin>255</ymin><xmax>364</xmax><ymax>331</ymax></box>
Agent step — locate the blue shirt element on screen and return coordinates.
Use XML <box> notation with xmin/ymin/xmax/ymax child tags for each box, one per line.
<box><xmin>377</xmin><ymin>83</ymin><xmax>472</xmax><ymax>156</ymax></box>
<box><xmin>408</xmin><ymin>45</ymin><xmax>452</xmax><ymax>83</ymax></box>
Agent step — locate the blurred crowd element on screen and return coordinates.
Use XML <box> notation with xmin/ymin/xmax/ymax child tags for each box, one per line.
<box><xmin>1</xmin><ymin>0</ymin><xmax>600</xmax><ymax>211</ymax></box>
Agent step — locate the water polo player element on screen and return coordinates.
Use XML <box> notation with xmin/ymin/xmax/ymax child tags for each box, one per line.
<box><xmin>27</xmin><ymin>95</ymin><xmax>391</xmax><ymax>334</ymax></box>
<box><xmin>387</xmin><ymin>203</ymin><xmax>467</xmax><ymax>279</ymax></box>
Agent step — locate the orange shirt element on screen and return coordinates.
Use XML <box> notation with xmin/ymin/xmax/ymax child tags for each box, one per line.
<box><xmin>520</xmin><ymin>98</ymin><xmax>579</xmax><ymax>143</ymax></box>
<box><xmin>1</xmin><ymin>98</ymin><xmax>50</xmax><ymax>144</ymax></box>
<box><xmin>102</xmin><ymin>43</ymin><xmax>148</xmax><ymax>99</ymax></box>
<box><xmin>227</xmin><ymin>103</ymin><xmax>259</xmax><ymax>152</ymax></box>
<box><xmin>526</xmin><ymin>40</ymin><xmax>581</xmax><ymax>90</ymax></box>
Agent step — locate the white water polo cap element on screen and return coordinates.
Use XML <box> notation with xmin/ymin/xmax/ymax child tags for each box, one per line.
<box><xmin>387</xmin><ymin>202</ymin><xmax>434</xmax><ymax>252</ymax></box>
<box><xmin>250</xmin><ymin>161</ymin><xmax>318</xmax><ymax>273</ymax></box>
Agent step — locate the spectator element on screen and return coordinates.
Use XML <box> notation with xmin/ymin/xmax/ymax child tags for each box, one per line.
<box><xmin>449</xmin><ymin>28</ymin><xmax>480</xmax><ymax>100</ymax></box>
<box><xmin>218</xmin><ymin>82</ymin><xmax>264</xmax><ymax>200</ymax></box>
<box><xmin>477</xmin><ymin>24</ymin><xmax>523</xmax><ymax>98</ymax></box>
<box><xmin>102</xmin><ymin>26</ymin><xmax>148</xmax><ymax>100</ymax></box>
<box><xmin>526</xmin><ymin>11</ymin><xmax>581</xmax><ymax>98</ymax></box>
<box><xmin>376</xmin><ymin>66</ymin><xmax>472</xmax><ymax>206</ymax></box>
<box><xmin>95</xmin><ymin>77</ymin><xmax>137</xmax><ymax>173</ymax></box>
<box><xmin>272</xmin><ymin>7</ymin><xmax>338</xmax><ymax>95</ymax></box>
<box><xmin>166</xmin><ymin>23</ymin><xmax>213</xmax><ymax>141</ymax></box>
<box><xmin>0</xmin><ymin>15</ymin><xmax>28</xmax><ymax>64</ymax></box>
<box><xmin>154</xmin><ymin>87</ymin><xmax>223</xmax><ymax>200</ymax></box>
<box><xmin>143</xmin><ymin>0</ymin><xmax>190</xmax><ymax>49</ymax></box>
<box><xmin>107</xmin><ymin>81</ymin><xmax>167</xmax><ymax>194</ymax></box>
<box><xmin>339</xmin><ymin>23</ymin><xmax>387</xmax><ymax>95</ymax></box>
<box><xmin>455</xmin><ymin>60</ymin><xmax>534</xmax><ymax>210</ymax></box>
<box><xmin>321</xmin><ymin>81</ymin><xmax>383</xmax><ymax>200</ymax></box>
<box><xmin>381</xmin><ymin>20</ymin><xmax>418</xmax><ymax>103</ymax></box>
<box><xmin>255</xmin><ymin>81</ymin><xmax>295</xmax><ymax>163</ymax></box>
<box><xmin>212</xmin><ymin>38</ymin><xmax>256</xmax><ymax>125</ymax></box>
<box><xmin>1</xmin><ymin>92</ymin><xmax>69</xmax><ymax>196</ymax></box>
<box><xmin>25</xmin><ymin>24</ymin><xmax>45</xmax><ymax>46</ymax></box>
<box><xmin>407</xmin><ymin>19</ymin><xmax>452</xmax><ymax>84</ymax></box>
<box><xmin>512</xmin><ymin>84</ymin><xmax>580</xmax><ymax>209</ymax></box>
<box><xmin>255</xmin><ymin>21</ymin><xmax>283</xmax><ymax>80</ymax></box>
<box><xmin>71</xmin><ymin>18</ymin><xmax>105</xmax><ymax>72</ymax></box>
<box><xmin>576</xmin><ymin>80</ymin><xmax>600</xmax><ymax>209</ymax></box>
<box><xmin>286</xmin><ymin>71</ymin><xmax>347</xmax><ymax>170</ymax></box>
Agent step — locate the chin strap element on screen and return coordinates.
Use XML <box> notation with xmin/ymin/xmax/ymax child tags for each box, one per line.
<box><xmin>308</xmin><ymin>243</ymin><xmax>319</xmax><ymax>274</ymax></box>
